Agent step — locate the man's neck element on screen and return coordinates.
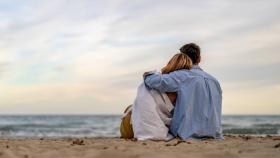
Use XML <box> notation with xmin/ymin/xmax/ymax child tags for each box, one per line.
<box><xmin>193</xmin><ymin>64</ymin><xmax>200</xmax><ymax>67</ymax></box>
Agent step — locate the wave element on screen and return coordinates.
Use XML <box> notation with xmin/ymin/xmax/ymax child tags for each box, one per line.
<box><xmin>0</xmin><ymin>115</ymin><xmax>279</xmax><ymax>137</ymax></box>
<box><xmin>223</xmin><ymin>128</ymin><xmax>279</xmax><ymax>135</ymax></box>
<box><xmin>252</xmin><ymin>123</ymin><xmax>280</xmax><ymax>128</ymax></box>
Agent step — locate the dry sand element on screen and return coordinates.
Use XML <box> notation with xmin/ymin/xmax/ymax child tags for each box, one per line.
<box><xmin>0</xmin><ymin>136</ymin><xmax>279</xmax><ymax>158</ymax></box>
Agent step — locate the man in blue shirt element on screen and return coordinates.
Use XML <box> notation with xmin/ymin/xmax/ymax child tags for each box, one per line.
<box><xmin>144</xmin><ymin>43</ymin><xmax>223</xmax><ymax>140</ymax></box>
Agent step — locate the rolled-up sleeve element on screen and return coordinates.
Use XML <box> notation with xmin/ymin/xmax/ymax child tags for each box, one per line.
<box><xmin>144</xmin><ymin>71</ymin><xmax>181</xmax><ymax>92</ymax></box>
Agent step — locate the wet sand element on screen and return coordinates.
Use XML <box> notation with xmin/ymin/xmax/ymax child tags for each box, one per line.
<box><xmin>0</xmin><ymin>136</ymin><xmax>279</xmax><ymax>158</ymax></box>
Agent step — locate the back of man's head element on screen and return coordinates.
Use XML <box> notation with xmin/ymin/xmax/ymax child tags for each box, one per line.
<box><xmin>179</xmin><ymin>43</ymin><xmax>201</xmax><ymax>65</ymax></box>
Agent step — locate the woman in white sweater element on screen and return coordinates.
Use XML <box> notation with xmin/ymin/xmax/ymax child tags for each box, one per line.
<box><xmin>120</xmin><ymin>53</ymin><xmax>193</xmax><ymax>140</ymax></box>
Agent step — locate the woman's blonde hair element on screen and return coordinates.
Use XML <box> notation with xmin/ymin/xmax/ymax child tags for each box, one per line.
<box><xmin>161</xmin><ymin>53</ymin><xmax>193</xmax><ymax>74</ymax></box>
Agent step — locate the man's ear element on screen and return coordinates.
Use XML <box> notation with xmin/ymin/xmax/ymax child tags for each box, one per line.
<box><xmin>197</xmin><ymin>56</ymin><xmax>201</xmax><ymax>64</ymax></box>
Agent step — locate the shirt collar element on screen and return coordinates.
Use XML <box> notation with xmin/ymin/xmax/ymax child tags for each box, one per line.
<box><xmin>192</xmin><ymin>65</ymin><xmax>203</xmax><ymax>71</ymax></box>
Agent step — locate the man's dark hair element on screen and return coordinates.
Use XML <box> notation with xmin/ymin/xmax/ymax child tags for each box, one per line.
<box><xmin>179</xmin><ymin>43</ymin><xmax>201</xmax><ymax>64</ymax></box>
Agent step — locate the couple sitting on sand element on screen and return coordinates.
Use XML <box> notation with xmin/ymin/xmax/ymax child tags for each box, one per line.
<box><xmin>120</xmin><ymin>43</ymin><xmax>223</xmax><ymax>141</ymax></box>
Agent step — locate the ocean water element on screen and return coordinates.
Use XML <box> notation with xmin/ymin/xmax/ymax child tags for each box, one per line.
<box><xmin>0</xmin><ymin>115</ymin><xmax>279</xmax><ymax>138</ymax></box>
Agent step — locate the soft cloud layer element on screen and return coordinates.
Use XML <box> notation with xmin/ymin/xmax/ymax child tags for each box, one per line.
<box><xmin>0</xmin><ymin>0</ymin><xmax>279</xmax><ymax>114</ymax></box>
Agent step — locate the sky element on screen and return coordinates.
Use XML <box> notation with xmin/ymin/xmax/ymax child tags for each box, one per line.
<box><xmin>0</xmin><ymin>0</ymin><xmax>279</xmax><ymax>114</ymax></box>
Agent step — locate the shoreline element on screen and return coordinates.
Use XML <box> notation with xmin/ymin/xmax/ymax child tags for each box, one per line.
<box><xmin>0</xmin><ymin>134</ymin><xmax>279</xmax><ymax>139</ymax></box>
<box><xmin>0</xmin><ymin>136</ymin><xmax>279</xmax><ymax>158</ymax></box>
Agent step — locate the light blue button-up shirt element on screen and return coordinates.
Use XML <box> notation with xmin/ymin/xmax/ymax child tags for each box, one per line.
<box><xmin>144</xmin><ymin>65</ymin><xmax>223</xmax><ymax>140</ymax></box>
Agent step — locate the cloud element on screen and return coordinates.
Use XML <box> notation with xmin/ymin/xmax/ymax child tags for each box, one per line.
<box><xmin>0</xmin><ymin>62</ymin><xmax>10</xmax><ymax>77</ymax></box>
<box><xmin>0</xmin><ymin>0</ymin><xmax>279</xmax><ymax>114</ymax></box>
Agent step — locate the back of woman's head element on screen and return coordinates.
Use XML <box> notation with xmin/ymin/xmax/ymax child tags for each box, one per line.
<box><xmin>161</xmin><ymin>53</ymin><xmax>193</xmax><ymax>74</ymax></box>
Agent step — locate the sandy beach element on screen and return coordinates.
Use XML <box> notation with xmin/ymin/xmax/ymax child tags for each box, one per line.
<box><xmin>0</xmin><ymin>136</ymin><xmax>279</xmax><ymax>158</ymax></box>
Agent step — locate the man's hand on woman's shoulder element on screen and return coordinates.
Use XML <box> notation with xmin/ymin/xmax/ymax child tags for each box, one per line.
<box><xmin>143</xmin><ymin>70</ymin><xmax>157</xmax><ymax>79</ymax></box>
